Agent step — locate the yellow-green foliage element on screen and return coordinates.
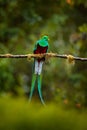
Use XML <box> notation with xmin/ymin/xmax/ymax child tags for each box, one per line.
<box><xmin>0</xmin><ymin>97</ymin><xmax>87</xmax><ymax>130</ymax></box>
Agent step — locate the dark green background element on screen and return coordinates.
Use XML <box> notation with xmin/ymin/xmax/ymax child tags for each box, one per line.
<box><xmin>0</xmin><ymin>0</ymin><xmax>87</xmax><ymax>105</ymax></box>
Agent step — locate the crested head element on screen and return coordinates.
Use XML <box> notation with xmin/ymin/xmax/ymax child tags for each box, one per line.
<box><xmin>41</xmin><ymin>35</ymin><xmax>49</xmax><ymax>41</ymax></box>
<box><xmin>38</xmin><ymin>35</ymin><xmax>49</xmax><ymax>47</ymax></box>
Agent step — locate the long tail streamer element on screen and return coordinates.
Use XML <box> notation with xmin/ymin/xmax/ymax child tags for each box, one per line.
<box><xmin>29</xmin><ymin>74</ymin><xmax>36</xmax><ymax>101</ymax></box>
<box><xmin>37</xmin><ymin>75</ymin><xmax>45</xmax><ymax>105</ymax></box>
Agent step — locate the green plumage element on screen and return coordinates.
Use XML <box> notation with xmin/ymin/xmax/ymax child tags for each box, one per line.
<box><xmin>34</xmin><ymin>35</ymin><xmax>49</xmax><ymax>51</ymax></box>
<box><xmin>29</xmin><ymin>35</ymin><xmax>49</xmax><ymax>105</ymax></box>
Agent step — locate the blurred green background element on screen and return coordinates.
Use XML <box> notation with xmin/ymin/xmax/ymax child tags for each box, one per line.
<box><xmin>0</xmin><ymin>0</ymin><xmax>87</xmax><ymax>129</ymax></box>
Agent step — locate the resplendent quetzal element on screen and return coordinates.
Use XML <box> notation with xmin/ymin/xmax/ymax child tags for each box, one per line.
<box><xmin>29</xmin><ymin>35</ymin><xmax>49</xmax><ymax>105</ymax></box>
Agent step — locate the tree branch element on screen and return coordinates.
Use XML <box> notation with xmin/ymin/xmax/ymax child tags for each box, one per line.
<box><xmin>0</xmin><ymin>53</ymin><xmax>87</xmax><ymax>61</ymax></box>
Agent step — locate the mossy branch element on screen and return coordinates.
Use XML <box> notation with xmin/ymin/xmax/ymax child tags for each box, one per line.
<box><xmin>0</xmin><ymin>53</ymin><xmax>87</xmax><ymax>62</ymax></box>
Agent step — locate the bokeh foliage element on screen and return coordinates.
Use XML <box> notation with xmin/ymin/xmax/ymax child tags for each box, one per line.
<box><xmin>0</xmin><ymin>0</ymin><xmax>87</xmax><ymax>106</ymax></box>
<box><xmin>0</xmin><ymin>98</ymin><xmax>87</xmax><ymax>130</ymax></box>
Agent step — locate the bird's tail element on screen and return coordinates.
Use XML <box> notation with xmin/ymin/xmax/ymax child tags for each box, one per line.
<box><xmin>37</xmin><ymin>74</ymin><xmax>45</xmax><ymax>105</ymax></box>
<box><xmin>29</xmin><ymin>60</ymin><xmax>45</xmax><ymax>105</ymax></box>
<box><xmin>29</xmin><ymin>73</ymin><xmax>36</xmax><ymax>102</ymax></box>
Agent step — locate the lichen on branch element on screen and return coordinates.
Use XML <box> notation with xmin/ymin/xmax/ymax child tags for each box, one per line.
<box><xmin>0</xmin><ymin>53</ymin><xmax>87</xmax><ymax>61</ymax></box>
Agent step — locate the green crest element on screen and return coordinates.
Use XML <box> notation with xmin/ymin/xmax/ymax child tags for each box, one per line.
<box><xmin>39</xmin><ymin>35</ymin><xmax>49</xmax><ymax>47</ymax></box>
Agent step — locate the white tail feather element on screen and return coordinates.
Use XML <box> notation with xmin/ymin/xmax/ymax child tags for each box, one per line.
<box><xmin>35</xmin><ymin>60</ymin><xmax>43</xmax><ymax>75</ymax></box>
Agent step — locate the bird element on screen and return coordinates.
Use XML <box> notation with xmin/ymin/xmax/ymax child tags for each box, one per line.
<box><xmin>29</xmin><ymin>35</ymin><xmax>49</xmax><ymax>105</ymax></box>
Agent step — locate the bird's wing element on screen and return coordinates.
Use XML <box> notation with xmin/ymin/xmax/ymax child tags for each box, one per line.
<box><xmin>33</xmin><ymin>40</ymin><xmax>39</xmax><ymax>52</ymax></box>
